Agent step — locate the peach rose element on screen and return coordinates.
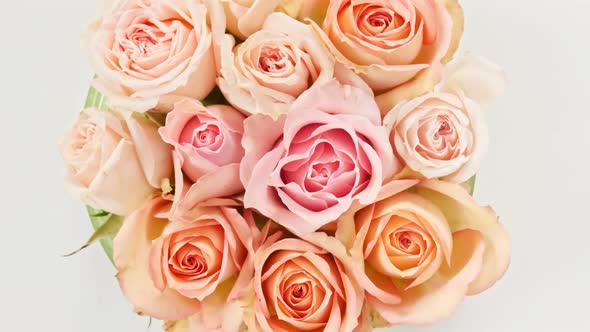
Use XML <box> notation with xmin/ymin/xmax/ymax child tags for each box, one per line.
<box><xmin>342</xmin><ymin>180</ymin><xmax>510</xmax><ymax>325</ymax></box>
<box><xmin>86</xmin><ymin>0</ymin><xmax>225</xmax><ymax>112</ymax></box>
<box><xmin>60</xmin><ymin>108</ymin><xmax>172</xmax><ymax>215</ymax></box>
<box><xmin>383</xmin><ymin>53</ymin><xmax>506</xmax><ymax>182</ymax></box>
<box><xmin>242</xmin><ymin>80</ymin><xmax>398</xmax><ymax>236</ymax></box>
<box><xmin>218</xmin><ymin>13</ymin><xmax>336</xmax><ymax>118</ymax></box>
<box><xmin>223</xmin><ymin>0</ymin><xmax>330</xmax><ymax>40</ymax></box>
<box><xmin>315</xmin><ymin>0</ymin><xmax>459</xmax><ymax>92</ymax></box>
<box><xmin>114</xmin><ymin>197</ymin><xmax>255</xmax><ymax>321</ymax></box>
<box><xmin>246</xmin><ymin>236</ymin><xmax>365</xmax><ymax>332</ymax></box>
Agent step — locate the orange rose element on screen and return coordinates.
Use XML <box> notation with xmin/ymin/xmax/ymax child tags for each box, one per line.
<box><xmin>341</xmin><ymin>180</ymin><xmax>510</xmax><ymax>325</ymax></box>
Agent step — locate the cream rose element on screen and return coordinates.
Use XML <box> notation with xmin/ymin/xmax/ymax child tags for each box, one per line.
<box><xmin>223</xmin><ymin>0</ymin><xmax>330</xmax><ymax>40</ymax></box>
<box><xmin>383</xmin><ymin>53</ymin><xmax>506</xmax><ymax>182</ymax></box>
<box><xmin>219</xmin><ymin>13</ymin><xmax>337</xmax><ymax>117</ymax></box>
<box><xmin>316</xmin><ymin>0</ymin><xmax>461</xmax><ymax>93</ymax></box>
<box><xmin>60</xmin><ymin>108</ymin><xmax>172</xmax><ymax>215</ymax></box>
<box><xmin>86</xmin><ymin>0</ymin><xmax>224</xmax><ymax>113</ymax></box>
<box><xmin>341</xmin><ymin>180</ymin><xmax>510</xmax><ymax>325</ymax></box>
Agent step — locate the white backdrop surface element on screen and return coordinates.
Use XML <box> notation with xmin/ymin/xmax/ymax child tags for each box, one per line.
<box><xmin>0</xmin><ymin>0</ymin><xmax>588</xmax><ymax>331</ymax></box>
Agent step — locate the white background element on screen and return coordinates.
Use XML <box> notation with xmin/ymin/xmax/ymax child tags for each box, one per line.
<box><xmin>0</xmin><ymin>0</ymin><xmax>588</xmax><ymax>331</ymax></box>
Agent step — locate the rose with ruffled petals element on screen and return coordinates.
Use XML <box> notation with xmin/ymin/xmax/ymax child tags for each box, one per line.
<box><xmin>383</xmin><ymin>54</ymin><xmax>506</xmax><ymax>182</ymax></box>
<box><xmin>60</xmin><ymin>108</ymin><xmax>172</xmax><ymax>215</ymax></box>
<box><xmin>114</xmin><ymin>198</ymin><xmax>254</xmax><ymax>321</ymax></box>
<box><xmin>344</xmin><ymin>180</ymin><xmax>510</xmax><ymax>325</ymax></box>
<box><xmin>316</xmin><ymin>0</ymin><xmax>461</xmax><ymax>93</ymax></box>
<box><xmin>219</xmin><ymin>13</ymin><xmax>338</xmax><ymax>118</ymax></box>
<box><xmin>86</xmin><ymin>0</ymin><xmax>224</xmax><ymax>112</ymax></box>
<box><xmin>247</xmin><ymin>236</ymin><xmax>364</xmax><ymax>332</ymax></box>
<box><xmin>242</xmin><ymin>79</ymin><xmax>398</xmax><ymax>235</ymax></box>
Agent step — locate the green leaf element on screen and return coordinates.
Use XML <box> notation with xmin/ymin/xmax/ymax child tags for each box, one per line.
<box><xmin>64</xmin><ymin>207</ymin><xmax>123</xmax><ymax>265</ymax></box>
<box><xmin>202</xmin><ymin>86</ymin><xmax>227</xmax><ymax>106</ymax></box>
<box><xmin>464</xmin><ymin>175</ymin><xmax>477</xmax><ymax>195</ymax></box>
<box><xmin>84</xmin><ymin>84</ymin><xmax>110</xmax><ymax>111</ymax></box>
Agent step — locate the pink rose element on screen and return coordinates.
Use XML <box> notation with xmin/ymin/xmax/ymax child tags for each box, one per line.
<box><xmin>159</xmin><ymin>99</ymin><xmax>245</xmax><ymax>182</ymax></box>
<box><xmin>247</xmin><ymin>236</ymin><xmax>365</xmax><ymax>332</ymax></box>
<box><xmin>383</xmin><ymin>54</ymin><xmax>506</xmax><ymax>182</ymax></box>
<box><xmin>158</xmin><ymin>99</ymin><xmax>246</xmax><ymax>217</ymax></box>
<box><xmin>343</xmin><ymin>180</ymin><xmax>510</xmax><ymax>325</ymax></box>
<box><xmin>60</xmin><ymin>108</ymin><xmax>172</xmax><ymax>215</ymax></box>
<box><xmin>114</xmin><ymin>198</ymin><xmax>255</xmax><ymax>321</ymax></box>
<box><xmin>218</xmin><ymin>13</ymin><xmax>337</xmax><ymax>118</ymax></box>
<box><xmin>315</xmin><ymin>0</ymin><xmax>459</xmax><ymax>92</ymax></box>
<box><xmin>86</xmin><ymin>0</ymin><xmax>225</xmax><ymax>112</ymax></box>
<box><xmin>242</xmin><ymin>80</ymin><xmax>398</xmax><ymax>235</ymax></box>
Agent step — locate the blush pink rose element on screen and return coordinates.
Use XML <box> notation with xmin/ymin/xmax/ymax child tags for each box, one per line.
<box><xmin>383</xmin><ymin>53</ymin><xmax>507</xmax><ymax>182</ymax></box>
<box><xmin>60</xmin><ymin>108</ymin><xmax>172</xmax><ymax>215</ymax></box>
<box><xmin>158</xmin><ymin>99</ymin><xmax>246</xmax><ymax>218</ymax></box>
<box><xmin>114</xmin><ymin>197</ymin><xmax>255</xmax><ymax>321</ymax></box>
<box><xmin>241</xmin><ymin>79</ymin><xmax>398</xmax><ymax>236</ymax></box>
<box><xmin>159</xmin><ymin>99</ymin><xmax>246</xmax><ymax>182</ymax></box>
<box><xmin>342</xmin><ymin>180</ymin><xmax>510</xmax><ymax>325</ymax></box>
<box><xmin>86</xmin><ymin>0</ymin><xmax>225</xmax><ymax>112</ymax></box>
<box><xmin>247</xmin><ymin>236</ymin><xmax>365</xmax><ymax>332</ymax></box>
<box><xmin>315</xmin><ymin>0</ymin><xmax>457</xmax><ymax>92</ymax></box>
<box><xmin>219</xmin><ymin>13</ymin><xmax>338</xmax><ymax>118</ymax></box>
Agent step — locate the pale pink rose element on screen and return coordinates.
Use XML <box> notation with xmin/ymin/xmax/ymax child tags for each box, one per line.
<box><xmin>242</xmin><ymin>80</ymin><xmax>398</xmax><ymax>236</ymax></box>
<box><xmin>342</xmin><ymin>180</ymin><xmax>510</xmax><ymax>325</ymax></box>
<box><xmin>383</xmin><ymin>54</ymin><xmax>506</xmax><ymax>182</ymax></box>
<box><xmin>114</xmin><ymin>197</ymin><xmax>255</xmax><ymax>321</ymax></box>
<box><xmin>60</xmin><ymin>108</ymin><xmax>172</xmax><ymax>215</ymax></box>
<box><xmin>223</xmin><ymin>0</ymin><xmax>330</xmax><ymax>40</ymax></box>
<box><xmin>86</xmin><ymin>0</ymin><xmax>225</xmax><ymax>112</ymax></box>
<box><xmin>159</xmin><ymin>99</ymin><xmax>246</xmax><ymax>182</ymax></box>
<box><xmin>218</xmin><ymin>13</ymin><xmax>337</xmax><ymax>118</ymax></box>
<box><xmin>247</xmin><ymin>236</ymin><xmax>365</xmax><ymax>332</ymax></box>
<box><xmin>158</xmin><ymin>99</ymin><xmax>246</xmax><ymax>219</ymax></box>
<box><xmin>315</xmin><ymin>0</ymin><xmax>456</xmax><ymax>92</ymax></box>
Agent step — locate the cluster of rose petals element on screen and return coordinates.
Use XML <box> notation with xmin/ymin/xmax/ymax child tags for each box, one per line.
<box><xmin>242</xmin><ymin>79</ymin><xmax>399</xmax><ymax>236</ymax></box>
<box><xmin>60</xmin><ymin>108</ymin><xmax>172</xmax><ymax>215</ymax></box>
<box><xmin>114</xmin><ymin>197</ymin><xmax>254</xmax><ymax>321</ymax></box>
<box><xmin>317</xmin><ymin>0</ymin><xmax>455</xmax><ymax>92</ymax></box>
<box><xmin>87</xmin><ymin>0</ymin><xmax>223</xmax><ymax>112</ymax></box>
<box><xmin>344</xmin><ymin>180</ymin><xmax>510</xmax><ymax>325</ymax></box>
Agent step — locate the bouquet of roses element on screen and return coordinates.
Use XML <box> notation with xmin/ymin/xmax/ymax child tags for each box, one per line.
<box><xmin>60</xmin><ymin>0</ymin><xmax>511</xmax><ymax>331</ymax></box>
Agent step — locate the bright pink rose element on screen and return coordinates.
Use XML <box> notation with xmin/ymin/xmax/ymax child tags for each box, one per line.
<box><xmin>60</xmin><ymin>108</ymin><xmax>172</xmax><ymax>215</ymax></box>
<box><xmin>86</xmin><ymin>0</ymin><xmax>225</xmax><ymax>112</ymax></box>
<box><xmin>247</xmin><ymin>236</ymin><xmax>365</xmax><ymax>332</ymax></box>
<box><xmin>341</xmin><ymin>180</ymin><xmax>510</xmax><ymax>325</ymax></box>
<box><xmin>114</xmin><ymin>198</ymin><xmax>255</xmax><ymax>321</ymax></box>
<box><xmin>242</xmin><ymin>80</ymin><xmax>398</xmax><ymax>235</ymax></box>
<box><xmin>315</xmin><ymin>0</ymin><xmax>457</xmax><ymax>92</ymax></box>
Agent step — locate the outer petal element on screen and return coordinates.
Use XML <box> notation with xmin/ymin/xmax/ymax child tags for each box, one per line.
<box><xmin>440</xmin><ymin>53</ymin><xmax>507</xmax><ymax>104</ymax></box>
<box><xmin>82</xmin><ymin>139</ymin><xmax>154</xmax><ymax>215</ymax></box>
<box><xmin>416</xmin><ymin>180</ymin><xmax>511</xmax><ymax>294</ymax></box>
<box><xmin>371</xmin><ymin>229</ymin><xmax>485</xmax><ymax>325</ymax></box>
<box><xmin>127</xmin><ymin>113</ymin><xmax>173</xmax><ymax>188</ymax></box>
<box><xmin>113</xmin><ymin>198</ymin><xmax>200</xmax><ymax>320</ymax></box>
